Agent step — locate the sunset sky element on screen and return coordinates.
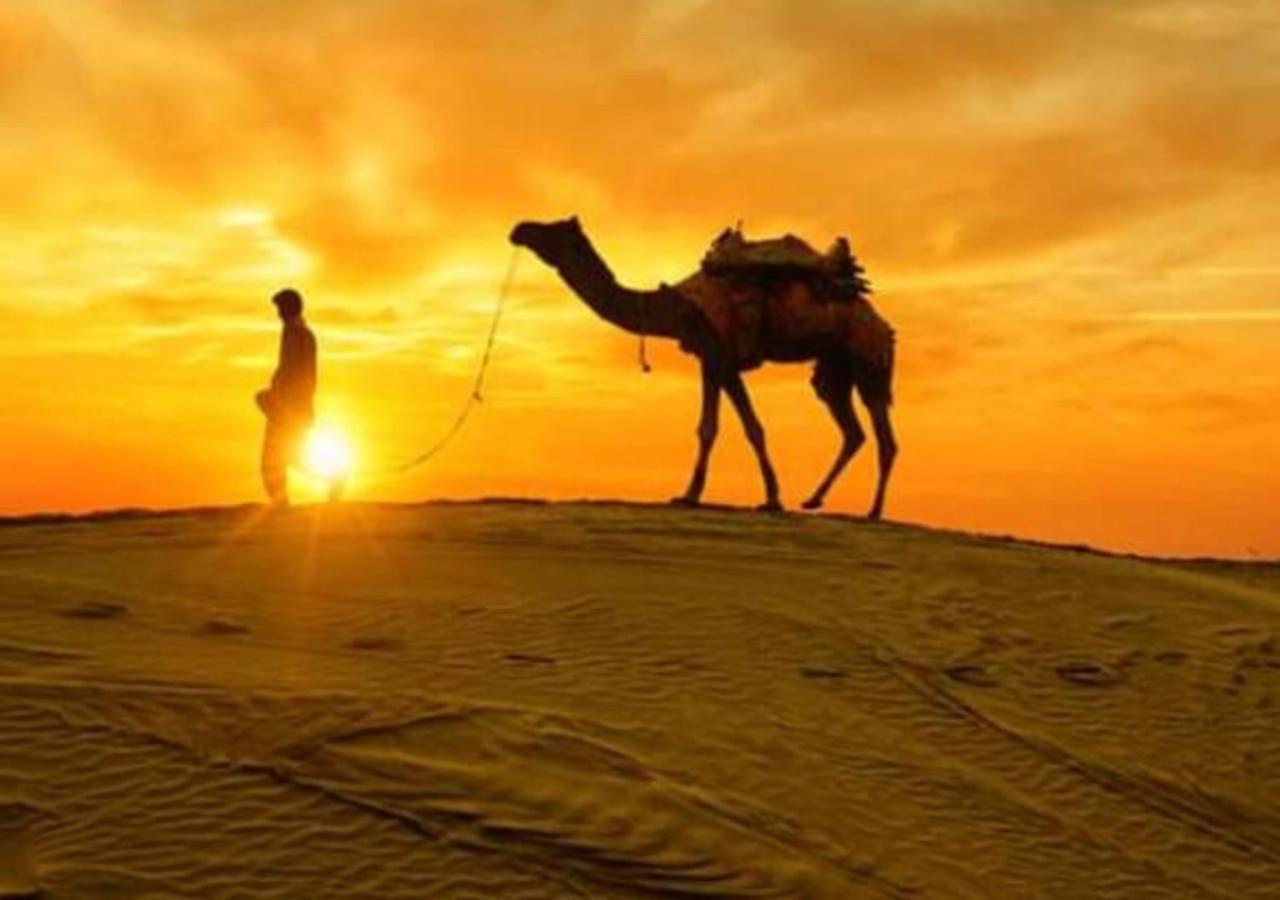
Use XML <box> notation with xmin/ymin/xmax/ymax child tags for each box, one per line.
<box><xmin>2</xmin><ymin>0</ymin><xmax>1277</xmax><ymax>556</ymax></box>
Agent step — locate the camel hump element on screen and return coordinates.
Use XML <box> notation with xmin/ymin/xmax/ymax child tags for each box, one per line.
<box><xmin>701</xmin><ymin>226</ymin><xmax>872</xmax><ymax>301</ymax></box>
<box><xmin>702</xmin><ymin>228</ymin><xmax>823</xmax><ymax>273</ymax></box>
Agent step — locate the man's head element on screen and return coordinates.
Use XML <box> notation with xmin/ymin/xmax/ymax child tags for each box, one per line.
<box><xmin>272</xmin><ymin>288</ymin><xmax>304</xmax><ymax>321</ymax></box>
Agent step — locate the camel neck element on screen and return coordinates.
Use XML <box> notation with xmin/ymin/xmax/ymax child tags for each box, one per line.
<box><xmin>553</xmin><ymin>232</ymin><xmax>685</xmax><ymax>340</ymax></box>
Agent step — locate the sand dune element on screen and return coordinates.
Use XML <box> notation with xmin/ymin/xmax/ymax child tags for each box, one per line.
<box><xmin>1</xmin><ymin>501</ymin><xmax>1278</xmax><ymax>898</ymax></box>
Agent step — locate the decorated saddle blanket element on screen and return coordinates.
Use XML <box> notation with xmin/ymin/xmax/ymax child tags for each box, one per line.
<box><xmin>675</xmin><ymin>273</ymin><xmax>892</xmax><ymax>372</ymax></box>
<box><xmin>679</xmin><ymin>227</ymin><xmax>886</xmax><ymax>370</ymax></box>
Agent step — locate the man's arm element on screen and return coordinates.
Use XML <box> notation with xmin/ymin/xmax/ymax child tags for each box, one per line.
<box><xmin>268</xmin><ymin>329</ymin><xmax>289</xmax><ymax>392</ymax></box>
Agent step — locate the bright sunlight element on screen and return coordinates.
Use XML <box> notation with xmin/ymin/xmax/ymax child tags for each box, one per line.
<box><xmin>304</xmin><ymin>426</ymin><xmax>354</xmax><ymax>482</ymax></box>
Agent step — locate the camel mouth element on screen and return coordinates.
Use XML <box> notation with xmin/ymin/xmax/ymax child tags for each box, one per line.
<box><xmin>509</xmin><ymin>222</ymin><xmax>535</xmax><ymax>247</ymax></box>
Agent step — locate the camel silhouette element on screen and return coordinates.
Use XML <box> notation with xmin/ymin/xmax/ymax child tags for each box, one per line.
<box><xmin>510</xmin><ymin>217</ymin><xmax>897</xmax><ymax>517</ymax></box>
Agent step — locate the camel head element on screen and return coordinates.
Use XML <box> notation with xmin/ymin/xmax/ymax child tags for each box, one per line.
<box><xmin>509</xmin><ymin>217</ymin><xmax>585</xmax><ymax>268</ymax></box>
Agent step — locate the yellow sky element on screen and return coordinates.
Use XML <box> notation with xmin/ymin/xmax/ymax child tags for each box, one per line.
<box><xmin>2</xmin><ymin>0</ymin><xmax>1278</xmax><ymax>556</ymax></box>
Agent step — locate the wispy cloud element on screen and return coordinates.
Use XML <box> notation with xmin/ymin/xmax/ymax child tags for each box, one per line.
<box><xmin>1116</xmin><ymin>310</ymin><xmax>1280</xmax><ymax>324</ymax></box>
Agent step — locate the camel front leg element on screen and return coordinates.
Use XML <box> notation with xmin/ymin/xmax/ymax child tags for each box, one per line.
<box><xmin>722</xmin><ymin>371</ymin><xmax>782</xmax><ymax>511</ymax></box>
<box><xmin>802</xmin><ymin>378</ymin><xmax>865</xmax><ymax>511</ymax></box>
<box><xmin>672</xmin><ymin>358</ymin><xmax>722</xmax><ymax>506</ymax></box>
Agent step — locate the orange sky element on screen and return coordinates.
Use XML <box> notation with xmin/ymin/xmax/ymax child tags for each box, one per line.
<box><xmin>2</xmin><ymin>0</ymin><xmax>1278</xmax><ymax>557</ymax></box>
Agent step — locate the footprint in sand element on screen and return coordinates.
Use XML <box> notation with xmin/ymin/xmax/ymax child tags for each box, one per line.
<box><xmin>59</xmin><ymin>601</ymin><xmax>127</xmax><ymax>620</ymax></box>
<box><xmin>503</xmin><ymin>652</ymin><xmax>556</xmax><ymax>666</ymax></box>
<box><xmin>800</xmin><ymin>666</ymin><xmax>847</xmax><ymax>680</ymax></box>
<box><xmin>199</xmin><ymin>619</ymin><xmax>250</xmax><ymax>637</ymax></box>
<box><xmin>1228</xmin><ymin>646</ymin><xmax>1280</xmax><ymax>691</ymax></box>
<box><xmin>346</xmin><ymin>637</ymin><xmax>403</xmax><ymax>652</ymax></box>
<box><xmin>1212</xmin><ymin>623</ymin><xmax>1268</xmax><ymax>640</ymax></box>
<box><xmin>1055</xmin><ymin>661</ymin><xmax>1122</xmax><ymax>687</ymax></box>
<box><xmin>0</xmin><ymin>642</ymin><xmax>81</xmax><ymax>665</ymax></box>
<box><xmin>944</xmin><ymin>663</ymin><xmax>998</xmax><ymax>687</ymax></box>
<box><xmin>1117</xmin><ymin>648</ymin><xmax>1147</xmax><ymax>670</ymax></box>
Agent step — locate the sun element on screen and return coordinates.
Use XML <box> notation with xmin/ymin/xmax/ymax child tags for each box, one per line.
<box><xmin>304</xmin><ymin>426</ymin><xmax>354</xmax><ymax>481</ymax></box>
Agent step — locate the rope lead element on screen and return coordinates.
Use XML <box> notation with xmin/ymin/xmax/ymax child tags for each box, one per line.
<box><xmin>391</xmin><ymin>246</ymin><xmax>522</xmax><ymax>473</ymax></box>
<box><xmin>637</xmin><ymin>292</ymin><xmax>652</xmax><ymax>374</ymax></box>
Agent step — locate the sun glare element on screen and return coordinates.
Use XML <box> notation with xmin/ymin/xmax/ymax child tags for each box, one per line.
<box><xmin>305</xmin><ymin>426</ymin><xmax>354</xmax><ymax>481</ymax></box>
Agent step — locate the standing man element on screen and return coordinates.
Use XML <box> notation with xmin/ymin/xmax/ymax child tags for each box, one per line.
<box><xmin>255</xmin><ymin>288</ymin><xmax>316</xmax><ymax>505</ymax></box>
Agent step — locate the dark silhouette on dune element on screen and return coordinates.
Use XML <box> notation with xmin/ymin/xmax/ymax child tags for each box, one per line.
<box><xmin>511</xmin><ymin>218</ymin><xmax>898</xmax><ymax>517</ymax></box>
<box><xmin>255</xmin><ymin>288</ymin><xmax>316</xmax><ymax>505</ymax></box>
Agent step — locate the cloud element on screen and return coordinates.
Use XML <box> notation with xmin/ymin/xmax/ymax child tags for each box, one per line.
<box><xmin>1</xmin><ymin>0</ymin><xmax>1279</xmax><ymax>552</ymax></box>
<box><xmin>5</xmin><ymin>0</ymin><xmax>1278</xmax><ymax>288</ymax></box>
<box><xmin>1118</xmin><ymin>309</ymin><xmax>1280</xmax><ymax>324</ymax></box>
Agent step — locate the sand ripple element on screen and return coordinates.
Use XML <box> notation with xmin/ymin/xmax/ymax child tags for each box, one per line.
<box><xmin>0</xmin><ymin>501</ymin><xmax>1276</xmax><ymax>897</ymax></box>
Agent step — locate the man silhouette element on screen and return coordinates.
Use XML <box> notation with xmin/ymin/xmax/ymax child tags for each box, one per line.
<box><xmin>256</xmin><ymin>288</ymin><xmax>316</xmax><ymax>505</ymax></box>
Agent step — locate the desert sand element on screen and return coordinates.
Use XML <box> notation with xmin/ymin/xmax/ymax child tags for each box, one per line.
<box><xmin>1</xmin><ymin>500</ymin><xmax>1278</xmax><ymax>898</ymax></box>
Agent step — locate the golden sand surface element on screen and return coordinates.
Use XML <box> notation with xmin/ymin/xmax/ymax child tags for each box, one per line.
<box><xmin>1</xmin><ymin>501</ymin><xmax>1278</xmax><ymax>898</ymax></box>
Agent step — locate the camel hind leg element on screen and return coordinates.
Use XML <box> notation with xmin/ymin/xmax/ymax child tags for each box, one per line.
<box><xmin>854</xmin><ymin>359</ymin><xmax>897</xmax><ymax>520</ymax></box>
<box><xmin>802</xmin><ymin>353</ymin><xmax>865</xmax><ymax>511</ymax></box>
<box><xmin>864</xmin><ymin>398</ymin><xmax>896</xmax><ymax>519</ymax></box>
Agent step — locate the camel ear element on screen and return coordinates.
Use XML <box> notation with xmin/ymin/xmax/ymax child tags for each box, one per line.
<box><xmin>569</xmin><ymin>215</ymin><xmax>582</xmax><ymax>230</ymax></box>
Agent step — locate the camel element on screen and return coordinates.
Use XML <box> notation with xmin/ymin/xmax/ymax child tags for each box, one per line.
<box><xmin>509</xmin><ymin>217</ymin><xmax>897</xmax><ymax>517</ymax></box>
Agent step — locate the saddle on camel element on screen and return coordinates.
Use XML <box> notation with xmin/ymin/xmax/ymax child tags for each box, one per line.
<box><xmin>672</xmin><ymin>226</ymin><xmax>889</xmax><ymax>372</ymax></box>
